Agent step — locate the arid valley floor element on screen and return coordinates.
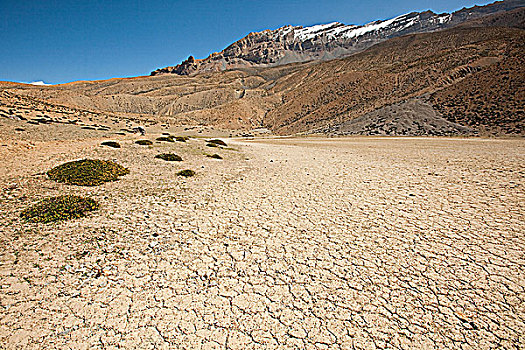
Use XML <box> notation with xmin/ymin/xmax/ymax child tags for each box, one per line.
<box><xmin>0</xmin><ymin>128</ymin><xmax>523</xmax><ymax>348</ymax></box>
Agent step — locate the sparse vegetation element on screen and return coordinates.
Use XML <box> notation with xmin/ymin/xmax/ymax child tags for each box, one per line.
<box><xmin>207</xmin><ymin>154</ymin><xmax>223</xmax><ymax>159</ymax></box>
<box><xmin>175</xmin><ymin>136</ymin><xmax>189</xmax><ymax>142</ymax></box>
<box><xmin>155</xmin><ymin>153</ymin><xmax>182</xmax><ymax>161</ymax></box>
<box><xmin>206</xmin><ymin>143</ymin><xmax>219</xmax><ymax>148</ymax></box>
<box><xmin>20</xmin><ymin>195</ymin><xmax>99</xmax><ymax>223</ymax></box>
<box><xmin>47</xmin><ymin>159</ymin><xmax>130</xmax><ymax>186</ymax></box>
<box><xmin>135</xmin><ymin>140</ymin><xmax>153</xmax><ymax>146</ymax></box>
<box><xmin>157</xmin><ymin>136</ymin><xmax>175</xmax><ymax>142</ymax></box>
<box><xmin>101</xmin><ymin>141</ymin><xmax>121</xmax><ymax>148</ymax></box>
<box><xmin>207</xmin><ymin>139</ymin><xmax>227</xmax><ymax>146</ymax></box>
<box><xmin>177</xmin><ymin>169</ymin><xmax>196</xmax><ymax>177</ymax></box>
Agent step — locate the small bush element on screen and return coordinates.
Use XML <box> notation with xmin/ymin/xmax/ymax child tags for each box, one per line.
<box><xmin>135</xmin><ymin>140</ymin><xmax>153</xmax><ymax>146</ymax></box>
<box><xmin>207</xmin><ymin>154</ymin><xmax>223</xmax><ymax>159</ymax></box>
<box><xmin>207</xmin><ymin>139</ymin><xmax>227</xmax><ymax>146</ymax></box>
<box><xmin>177</xmin><ymin>169</ymin><xmax>195</xmax><ymax>177</ymax></box>
<box><xmin>175</xmin><ymin>136</ymin><xmax>189</xmax><ymax>142</ymax></box>
<box><xmin>206</xmin><ymin>143</ymin><xmax>219</xmax><ymax>148</ymax></box>
<box><xmin>47</xmin><ymin>159</ymin><xmax>129</xmax><ymax>186</ymax></box>
<box><xmin>20</xmin><ymin>195</ymin><xmax>99</xmax><ymax>223</ymax></box>
<box><xmin>155</xmin><ymin>153</ymin><xmax>182</xmax><ymax>161</ymax></box>
<box><xmin>101</xmin><ymin>141</ymin><xmax>121</xmax><ymax>148</ymax></box>
<box><xmin>157</xmin><ymin>136</ymin><xmax>175</xmax><ymax>142</ymax></box>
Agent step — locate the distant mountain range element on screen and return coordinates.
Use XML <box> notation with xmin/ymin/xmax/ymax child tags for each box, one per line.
<box><xmin>1</xmin><ymin>0</ymin><xmax>524</xmax><ymax>137</ymax></box>
<box><xmin>151</xmin><ymin>0</ymin><xmax>525</xmax><ymax>76</ymax></box>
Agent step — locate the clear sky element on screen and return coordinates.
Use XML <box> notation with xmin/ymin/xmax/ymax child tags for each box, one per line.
<box><xmin>0</xmin><ymin>0</ymin><xmax>494</xmax><ymax>84</ymax></box>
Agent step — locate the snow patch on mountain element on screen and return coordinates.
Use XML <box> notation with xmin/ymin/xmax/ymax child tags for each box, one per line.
<box><xmin>29</xmin><ymin>81</ymin><xmax>52</xmax><ymax>86</ymax></box>
<box><xmin>290</xmin><ymin>13</ymin><xmax>420</xmax><ymax>42</ymax></box>
<box><xmin>343</xmin><ymin>14</ymin><xmax>410</xmax><ymax>38</ymax></box>
<box><xmin>294</xmin><ymin>22</ymin><xmax>346</xmax><ymax>41</ymax></box>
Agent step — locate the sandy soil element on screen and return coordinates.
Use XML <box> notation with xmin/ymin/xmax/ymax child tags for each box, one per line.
<box><xmin>0</xmin><ymin>135</ymin><xmax>524</xmax><ymax>349</ymax></box>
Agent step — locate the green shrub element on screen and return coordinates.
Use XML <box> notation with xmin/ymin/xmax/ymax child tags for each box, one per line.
<box><xmin>101</xmin><ymin>141</ymin><xmax>121</xmax><ymax>148</ymax></box>
<box><xmin>47</xmin><ymin>159</ymin><xmax>129</xmax><ymax>186</ymax></box>
<box><xmin>175</xmin><ymin>136</ymin><xmax>189</xmax><ymax>142</ymax></box>
<box><xmin>157</xmin><ymin>136</ymin><xmax>175</xmax><ymax>142</ymax></box>
<box><xmin>177</xmin><ymin>169</ymin><xmax>196</xmax><ymax>177</ymax></box>
<box><xmin>206</xmin><ymin>143</ymin><xmax>218</xmax><ymax>148</ymax></box>
<box><xmin>135</xmin><ymin>140</ymin><xmax>153</xmax><ymax>146</ymax></box>
<box><xmin>20</xmin><ymin>195</ymin><xmax>99</xmax><ymax>223</ymax></box>
<box><xmin>155</xmin><ymin>153</ymin><xmax>182</xmax><ymax>161</ymax></box>
<box><xmin>207</xmin><ymin>154</ymin><xmax>223</xmax><ymax>159</ymax></box>
<box><xmin>207</xmin><ymin>139</ymin><xmax>227</xmax><ymax>146</ymax></box>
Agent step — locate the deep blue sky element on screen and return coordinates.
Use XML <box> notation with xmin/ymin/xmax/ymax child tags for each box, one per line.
<box><xmin>1</xmin><ymin>0</ymin><xmax>493</xmax><ymax>84</ymax></box>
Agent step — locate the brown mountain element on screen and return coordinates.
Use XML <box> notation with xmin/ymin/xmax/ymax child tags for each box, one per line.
<box><xmin>1</xmin><ymin>3</ymin><xmax>524</xmax><ymax>136</ymax></box>
<box><xmin>265</xmin><ymin>20</ymin><xmax>524</xmax><ymax>135</ymax></box>
<box><xmin>151</xmin><ymin>0</ymin><xmax>525</xmax><ymax>76</ymax></box>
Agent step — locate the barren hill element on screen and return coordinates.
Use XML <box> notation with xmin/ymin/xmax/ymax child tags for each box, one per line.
<box><xmin>266</xmin><ymin>24</ymin><xmax>524</xmax><ymax>135</ymax></box>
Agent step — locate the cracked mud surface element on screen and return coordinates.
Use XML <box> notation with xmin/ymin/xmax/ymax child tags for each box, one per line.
<box><xmin>0</xmin><ymin>137</ymin><xmax>524</xmax><ymax>349</ymax></box>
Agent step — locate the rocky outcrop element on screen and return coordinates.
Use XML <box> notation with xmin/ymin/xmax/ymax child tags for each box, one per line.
<box><xmin>151</xmin><ymin>0</ymin><xmax>525</xmax><ymax>76</ymax></box>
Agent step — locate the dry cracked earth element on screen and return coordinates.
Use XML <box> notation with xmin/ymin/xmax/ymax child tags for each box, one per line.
<box><xmin>0</xmin><ymin>136</ymin><xmax>524</xmax><ymax>349</ymax></box>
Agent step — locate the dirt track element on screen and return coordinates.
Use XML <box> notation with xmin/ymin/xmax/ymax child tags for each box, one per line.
<box><xmin>0</xmin><ymin>137</ymin><xmax>524</xmax><ymax>349</ymax></box>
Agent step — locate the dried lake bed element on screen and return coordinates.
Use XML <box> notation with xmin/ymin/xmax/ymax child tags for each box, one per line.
<box><xmin>0</xmin><ymin>136</ymin><xmax>523</xmax><ymax>349</ymax></box>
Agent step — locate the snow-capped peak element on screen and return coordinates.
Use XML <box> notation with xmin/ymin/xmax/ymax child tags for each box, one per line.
<box><xmin>294</xmin><ymin>22</ymin><xmax>347</xmax><ymax>41</ymax></box>
<box><xmin>29</xmin><ymin>81</ymin><xmax>52</xmax><ymax>86</ymax></box>
<box><xmin>289</xmin><ymin>13</ymin><xmax>423</xmax><ymax>42</ymax></box>
<box><xmin>342</xmin><ymin>13</ymin><xmax>413</xmax><ymax>38</ymax></box>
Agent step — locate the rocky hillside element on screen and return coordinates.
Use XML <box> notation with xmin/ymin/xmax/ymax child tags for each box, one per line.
<box><xmin>265</xmin><ymin>22</ymin><xmax>524</xmax><ymax>135</ymax></box>
<box><xmin>151</xmin><ymin>0</ymin><xmax>525</xmax><ymax>76</ymax></box>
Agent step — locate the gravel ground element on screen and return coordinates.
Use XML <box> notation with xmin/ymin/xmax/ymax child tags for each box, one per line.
<box><xmin>0</xmin><ymin>136</ymin><xmax>524</xmax><ymax>349</ymax></box>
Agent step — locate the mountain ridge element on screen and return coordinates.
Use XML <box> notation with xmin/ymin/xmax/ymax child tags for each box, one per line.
<box><xmin>151</xmin><ymin>0</ymin><xmax>525</xmax><ymax>76</ymax></box>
